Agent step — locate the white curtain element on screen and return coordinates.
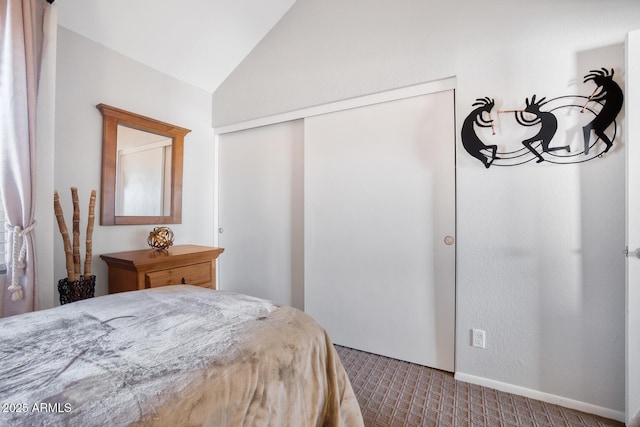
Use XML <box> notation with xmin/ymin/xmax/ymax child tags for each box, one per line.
<box><xmin>0</xmin><ymin>0</ymin><xmax>55</xmax><ymax>317</ymax></box>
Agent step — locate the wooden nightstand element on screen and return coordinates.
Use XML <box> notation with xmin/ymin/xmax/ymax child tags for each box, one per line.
<box><xmin>100</xmin><ymin>245</ymin><xmax>224</xmax><ymax>294</ymax></box>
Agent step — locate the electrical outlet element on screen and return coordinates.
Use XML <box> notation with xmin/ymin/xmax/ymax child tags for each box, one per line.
<box><xmin>472</xmin><ymin>329</ymin><xmax>486</xmax><ymax>348</ymax></box>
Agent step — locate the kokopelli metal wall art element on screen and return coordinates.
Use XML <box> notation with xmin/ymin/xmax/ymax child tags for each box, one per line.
<box><xmin>581</xmin><ymin>68</ymin><xmax>624</xmax><ymax>155</ymax></box>
<box><xmin>461</xmin><ymin>97</ymin><xmax>498</xmax><ymax>168</ymax></box>
<box><xmin>461</xmin><ymin>67</ymin><xmax>624</xmax><ymax>168</ymax></box>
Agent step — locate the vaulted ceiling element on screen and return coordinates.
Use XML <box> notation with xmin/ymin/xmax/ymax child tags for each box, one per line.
<box><xmin>57</xmin><ymin>0</ymin><xmax>296</xmax><ymax>93</ymax></box>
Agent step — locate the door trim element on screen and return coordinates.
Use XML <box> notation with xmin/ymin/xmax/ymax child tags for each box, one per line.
<box><xmin>214</xmin><ymin>77</ymin><xmax>457</xmax><ymax>135</ymax></box>
<box><xmin>626</xmin><ymin>28</ymin><xmax>640</xmax><ymax>427</ymax></box>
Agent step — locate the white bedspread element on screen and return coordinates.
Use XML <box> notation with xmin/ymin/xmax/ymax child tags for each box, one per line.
<box><xmin>0</xmin><ymin>285</ymin><xmax>363</xmax><ymax>426</ymax></box>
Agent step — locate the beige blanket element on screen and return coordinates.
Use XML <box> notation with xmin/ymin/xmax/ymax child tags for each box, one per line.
<box><xmin>0</xmin><ymin>285</ymin><xmax>364</xmax><ymax>426</ymax></box>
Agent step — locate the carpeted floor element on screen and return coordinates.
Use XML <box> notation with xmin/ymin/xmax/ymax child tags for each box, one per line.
<box><xmin>335</xmin><ymin>345</ymin><xmax>623</xmax><ymax>427</ymax></box>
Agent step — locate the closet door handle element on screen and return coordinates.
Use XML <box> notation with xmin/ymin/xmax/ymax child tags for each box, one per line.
<box><xmin>625</xmin><ymin>247</ymin><xmax>640</xmax><ymax>258</ymax></box>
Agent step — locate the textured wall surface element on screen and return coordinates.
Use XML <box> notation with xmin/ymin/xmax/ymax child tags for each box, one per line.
<box><xmin>213</xmin><ymin>0</ymin><xmax>640</xmax><ymax>415</ymax></box>
<box><xmin>52</xmin><ymin>27</ymin><xmax>216</xmax><ymax>299</ymax></box>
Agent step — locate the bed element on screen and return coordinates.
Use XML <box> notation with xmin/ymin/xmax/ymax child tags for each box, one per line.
<box><xmin>0</xmin><ymin>285</ymin><xmax>364</xmax><ymax>426</ymax></box>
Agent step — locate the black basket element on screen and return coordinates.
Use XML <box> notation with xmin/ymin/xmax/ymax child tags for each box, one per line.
<box><xmin>58</xmin><ymin>275</ymin><xmax>96</xmax><ymax>305</ymax></box>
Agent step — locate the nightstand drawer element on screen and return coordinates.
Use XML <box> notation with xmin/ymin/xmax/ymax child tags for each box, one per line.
<box><xmin>145</xmin><ymin>262</ymin><xmax>212</xmax><ymax>288</ymax></box>
<box><xmin>101</xmin><ymin>245</ymin><xmax>224</xmax><ymax>294</ymax></box>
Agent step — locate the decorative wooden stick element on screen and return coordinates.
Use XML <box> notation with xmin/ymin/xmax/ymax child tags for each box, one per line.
<box><xmin>84</xmin><ymin>190</ymin><xmax>96</xmax><ymax>279</ymax></box>
<box><xmin>54</xmin><ymin>191</ymin><xmax>75</xmax><ymax>282</ymax></box>
<box><xmin>71</xmin><ymin>187</ymin><xmax>81</xmax><ymax>277</ymax></box>
<box><xmin>580</xmin><ymin>86</ymin><xmax>599</xmax><ymax>113</ymax></box>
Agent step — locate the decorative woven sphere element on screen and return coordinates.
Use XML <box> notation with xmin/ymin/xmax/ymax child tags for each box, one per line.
<box><xmin>147</xmin><ymin>226</ymin><xmax>174</xmax><ymax>251</ymax></box>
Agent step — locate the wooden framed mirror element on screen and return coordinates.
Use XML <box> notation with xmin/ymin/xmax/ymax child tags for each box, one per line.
<box><xmin>97</xmin><ymin>104</ymin><xmax>191</xmax><ymax>225</ymax></box>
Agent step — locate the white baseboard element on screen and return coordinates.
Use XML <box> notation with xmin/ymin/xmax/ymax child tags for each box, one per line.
<box><xmin>454</xmin><ymin>372</ymin><xmax>625</xmax><ymax>423</ymax></box>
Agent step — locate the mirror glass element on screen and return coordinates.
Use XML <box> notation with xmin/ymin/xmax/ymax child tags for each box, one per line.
<box><xmin>116</xmin><ymin>125</ymin><xmax>172</xmax><ymax>217</ymax></box>
<box><xmin>97</xmin><ymin>104</ymin><xmax>191</xmax><ymax>225</ymax></box>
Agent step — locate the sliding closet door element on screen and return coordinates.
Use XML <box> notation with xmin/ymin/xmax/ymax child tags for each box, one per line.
<box><xmin>217</xmin><ymin>120</ymin><xmax>304</xmax><ymax>309</ymax></box>
<box><xmin>304</xmin><ymin>90</ymin><xmax>455</xmax><ymax>371</ymax></box>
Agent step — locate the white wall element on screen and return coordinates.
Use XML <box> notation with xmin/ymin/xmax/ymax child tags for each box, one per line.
<box><xmin>47</xmin><ymin>27</ymin><xmax>215</xmax><ymax>302</ymax></box>
<box><xmin>212</xmin><ymin>0</ymin><xmax>640</xmax><ymax>417</ymax></box>
<box><xmin>35</xmin><ymin>8</ymin><xmax>58</xmax><ymax>312</ymax></box>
